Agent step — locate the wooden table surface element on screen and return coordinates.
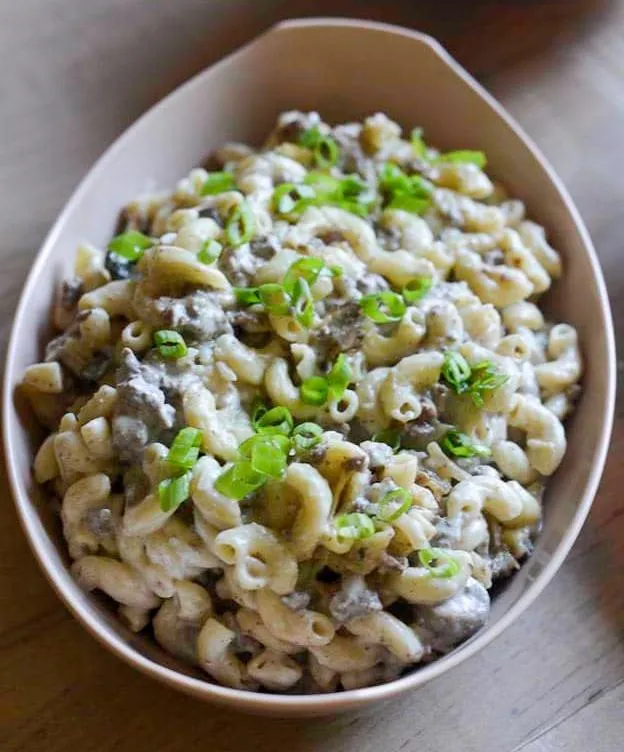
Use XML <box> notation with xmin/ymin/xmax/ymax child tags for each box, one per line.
<box><xmin>1</xmin><ymin>1</ymin><xmax>622</xmax><ymax>750</ymax></box>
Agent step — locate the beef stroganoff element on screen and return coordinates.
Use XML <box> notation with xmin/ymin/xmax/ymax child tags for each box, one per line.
<box><xmin>22</xmin><ymin>111</ymin><xmax>582</xmax><ymax>693</ymax></box>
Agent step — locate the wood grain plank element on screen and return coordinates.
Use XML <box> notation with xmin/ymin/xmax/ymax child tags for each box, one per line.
<box><xmin>513</xmin><ymin>682</ymin><xmax>624</xmax><ymax>752</ymax></box>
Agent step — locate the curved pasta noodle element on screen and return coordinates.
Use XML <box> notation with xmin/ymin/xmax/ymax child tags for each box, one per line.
<box><xmin>196</xmin><ymin>617</ymin><xmax>253</xmax><ymax>689</ymax></box>
<box><xmin>508</xmin><ymin>393</ymin><xmax>566</xmax><ymax>475</ymax></box>
<box><xmin>214</xmin><ymin>523</ymin><xmax>298</xmax><ymax>594</ymax></box>
<box><xmin>72</xmin><ymin>556</ymin><xmax>160</xmax><ymax>609</ymax></box>
<box><xmin>345</xmin><ymin>612</ymin><xmax>424</xmax><ymax>664</ymax></box>
<box><xmin>387</xmin><ymin>550</ymin><xmax>472</xmax><ymax>605</ymax></box>
<box><xmin>255</xmin><ymin>589</ymin><xmax>335</xmax><ymax>648</ymax></box>
<box><xmin>283</xmin><ymin>463</ymin><xmax>333</xmax><ymax>560</ymax></box>
<box><xmin>191</xmin><ymin>455</ymin><xmax>242</xmax><ymax>529</ymax></box>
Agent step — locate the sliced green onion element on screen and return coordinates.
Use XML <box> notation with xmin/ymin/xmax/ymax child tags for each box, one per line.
<box><xmin>292</xmin><ymin>278</ymin><xmax>314</xmax><ymax>328</ymax></box>
<box><xmin>292</xmin><ymin>422</ymin><xmax>323</xmax><ymax>452</ymax></box>
<box><xmin>360</xmin><ymin>291</ymin><xmax>406</xmax><ymax>324</ymax></box>
<box><xmin>314</xmin><ymin>135</ymin><xmax>339</xmax><ymax>168</ymax></box>
<box><xmin>329</xmin><ymin>265</ymin><xmax>343</xmax><ymax>277</ymax></box>
<box><xmin>249</xmin><ymin>435</ymin><xmax>288</xmax><ymax>479</ymax></box>
<box><xmin>197</xmin><ymin>238</ymin><xmax>222</xmax><ymax>264</ymax></box>
<box><xmin>336</xmin><ymin>176</ymin><xmax>375</xmax><ymax>216</ymax></box>
<box><xmin>304</xmin><ymin>171</ymin><xmax>340</xmax><ymax>196</ymax></box>
<box><xmin>339</xmin><ymin>174</ymin><xmax>368</xmax><ymax>199</ymax></box>
<box><xmin>225</xmin><ymin>201</ymin><xmax>255</xmax><ymax>247</ymax></box>
<box><xmin>335</xmin><ymin>200</ymin><xmax>370</xmax><ymax>217</ymax></box>
<box><xmin>441</xmin><ymin>353</ymin><xmax>508</xmax><ymax>407</ymax></box>
<box><xmin>441</xmin><ymin>430</ymin><xmax>490</xmax><ymax>459</ymax></box>
<box><xmin>327</xmin><ymin>354</ymin><xmax>352</xmax><ymax>401</ymax></box>
<box><xmin>251</xmin><ymin>399</ymin><xmax>268</xmax><ymax>427</ymax></box>
<box><xmin>435</xmin><ymin>150</ymin><xmax>487</xmax><ymax>168</ymax></box>
<box><xmin>167</xmin><ymin>427</ymin><xmax>202</xmax><ymax>470</ymax></box>
<box><xmin>234</xmin><ymin>287</ymin><xmax>261</xmax><ymax>306</ymax></box>
<box><xmin>442</xmin><ymin>351</ymin><xmax>472</xmax><ymax>394</ymax></box>
<box><xmin>254</xmin><ymin>405</ymin><xmax>294</xmax><ymax>436</ymax></box>
<box><xmin>372</xmin><ymin>429</ymin><xmax>401</xmax><ymax>452</ymax></box>
<box><xmin>272</xmin><ymin>183</ymin><xmax>316</xmax><ymax>218</ymax></box>
<box><xmin>108</xmin><ymin>231</ymin><xmax>153</xmax><ymax>262</ymax></box>
<box><xmin>200</xmin><ymin>171</ymin><xmax>236</xmax><ymax>195</ymax></box>
<box><xmin>303</xmin><ymin>170</ymin><xmax>372</xmax><ymax>216</ymax></box>
<box><xmin>402</xmin><ymin>276</ymin><xmax>433</xmax><ymax>304</ymax></box>
<box><xmin>238</xmin><ymin>434</ymin><xmax>290</xmax><ymax>479</ymax></box>
<box><xmin>335</xmin><ymin>513</ymin><xmax>375</xmax><ymax>542</ymax></box>
<box><xmin>299</xmin><ymin>126</ymin><xmax>323</xmax><ymax>149</ymax></box>
<box><xmin>158</xmin><ymin>472</ymin><xmax>192</xmax><ymax>512</ymax></box>
<box><xmin>300</xmin><ymin>376</ymin><xmax>329</xmax><ymax>406</ymax></box>
<box><xmin>411</xmin><ymin>127</ymin><xmax>427</xmax><ymax>160</ymax></box>
<box><xmin>466</xmin><ymin>360</ymin><xmax>509</xmax><ymax>408</ymax></box>
<box><xmin>387</xmin><ymin>194</ymin><xmax>430</xmax><ymax>214</ymax></box>
<box><xmin>377</xmin><ymin>488</ymin><xmax>412</xmax><ymax>522</ymax></box>
<box><xmin>379</xmin><ymin>162</ymin><xmax>432</xmax><ymax>213</ymax></box>
<box><xmin>258</xmin><ymin>283</ymin><xmax>291</xmax><ymax>315</ymax></box>
<box><xmin>380</xmin><ymin>162</ymin><xmax>410</xmax><ymax>194</ymax></box>
<box><xmin>283</xmin><ymin>257</ymin><xmax>325</xmax><ymax>294</ymax></box>
<box><xmin>239</xmin><ymin>433</ymin><xmax>290</xmax><ymax>459</ymax></box>
<box><xmin>418</xmin><ymin>547</ymin><xmax>461</xmax><ymax>578</ymax></box>
<box><xmin>214</xmin><ymin>459</ymin><xmax>266</xmax><ymax>500</ymax></box>
<box><xmin>407</xmin><ymin>174</ymin><xmax>434</xmax><ymax>198</ymax></box>
<box><xmin>299</xmin><ymin>126</ymin><xmax>339</xmax><ymax>168</ymax></box>
<box><xmin>154</xmin><ymin>330</ymin><xmax>187</xmax><ymax>359</ymax></box>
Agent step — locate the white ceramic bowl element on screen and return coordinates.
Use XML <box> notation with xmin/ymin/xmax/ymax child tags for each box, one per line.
<box><xmin>3</xmin><ymin>18</ymin><xmax>615</xmax><ymax>717</ymax></box>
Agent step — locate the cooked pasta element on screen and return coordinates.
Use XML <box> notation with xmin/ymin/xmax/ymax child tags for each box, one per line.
<box><xmin>22</xmin><ymin>111</ymin><xmax>581</xmax><ymax>693</ymax></box>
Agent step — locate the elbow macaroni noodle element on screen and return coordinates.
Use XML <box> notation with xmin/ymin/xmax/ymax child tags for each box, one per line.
<box><xmin>22</xmin><ymin>111</ymin><xmax>581</xmax><ymax>693</ymax></box>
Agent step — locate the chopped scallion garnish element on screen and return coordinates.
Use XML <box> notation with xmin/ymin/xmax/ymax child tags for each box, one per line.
<box><xmin>197</xmin><ymin>238</ymin><xmax>222</xmax><ymax>264</ymax></box>
<box><xmin>272</xmin><ymin>182</ymin><xmax>316</xmax><ymax>218</ymax></box>
<box><xmin>200</xmin><ymin>171</ymin><xmax>236</xmax><ymax>195</ymax></box>
<box><xmin>158</xmin><ymin>472</ymin><xmax>192</xmax><ymax>512</ymax></box>
<box><xmin>435</xmin><ymin>150</ymin><xmax>487</xmax><ymax>168</ymax></box>
<box><xmin>258</xmin><ymin>283</ymin><xmax>291</xmax><ymax>315</ymax></box>
<box><xmin>327</xmin><ymin>354</ymin><xmax>352</xmax><ymax>401</ymax></box>
<box><xmin>335</xmin><ymin>512</ymin><xmax>375</xmax><ymax>542</ymax></box>
<box><xmin>360</xmin><ymin>291</ymin><xmax>406</xmax><ymax>324</ymax></box>
<box><xmin>292</xmin><ymin>422</ymin><xmax>323</xmax><ymax>452</ymax></box>
<box><xmin>108</xmin><ymin>231</ymin><xmax>153</xmax><ymax>262</ymax></box>
<box><xmin>418</xmin><ymin>547</ymin><xmax>461</xmax><ymax>578</ymax></box>
<box><xmin>167</xmin><ymin>427</ymin><xmax>202</xmax><ymax>470</ymax></box>
<box><xmin>466</xmin><ymin>360</ymin><xmax>509</xmax><ymax>407</ymax></box>
<box><xmin>300</xmin><ymin>376</ymin><xmax>329</xmax><ymax>406</ymax></box>
<box><xmin>253</xmin><ymin>405</ymin><xmax>294</xmax><ymax>436</ymax></box>
<box><xmin>299</xmin><ymin>126</ymin><xmax>340</xmax><ymax>168</ymax></box>
<box><xmin>376</xmin><ymin>488</ymin><xmax>412</xmax><ymax>522</ymax></box>
<box><xmin>154</xmin><ymin>330</ymin><xmax>187</xmax><ymax>359</ymax></box>
<box><xmin>410</xmin><ymin>127</ymin><xmax>427</xmax><ymax>160</ymax></box>
<box><xmin>441</xmin><ymin>351</ymin><xmax>472</xmax><ymax>394</ymax></box>
<box><xmin>283</xmin><ymin>257</ymin><xmax>325</xmax><ymax>295</ymax></box>
<box><xmin>225</xmin><ymin>201</ymin><xmax>255</xmax><ymax>247</ymax></box>
<box><xmin>379</xmin><ymin>162</ymin><xmax>433</xmax><ymax>214</ymax></box>
<box><xmin>441</xmin><ymin>430</ymin><xmax>490</xmax><ymax>459</ymax></box>
<box><xmin>402</xmin><ymin>276</ymin><xmax>433</xmax><ymax>304</ymax></box>
<box><xmin>237</xmin><ymin>434</ymin><xmax>289</xmax><ymax>479</ymax></box>
<box><xmin>387</xmin><ymin>194</ymin><xmax>430</xmax><ymax>214</ymax></box>
<box><xmin>214</xmin><ymin>459</ymin><xmax>266</xmax><ymax>500</ymax></box>
<box><xmin>292</xmin><ymin>278</ymin><xmax>315</xmax><ymax>328</ymax></box>
<box><xmin>234</xmin><ymin>287</ymin><xmax>261</xmax><ymax>306</ymax></box>
<box><xmin>441</xmin><ymin>352</ymin><xmax>508</xmax><ymax>407</ymax></box>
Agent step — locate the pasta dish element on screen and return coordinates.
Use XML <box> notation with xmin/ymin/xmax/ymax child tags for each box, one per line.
<box><xmin>21</xmin><ymin>111</ymin><xmax>582</xmax><ymax>693</ymax></box>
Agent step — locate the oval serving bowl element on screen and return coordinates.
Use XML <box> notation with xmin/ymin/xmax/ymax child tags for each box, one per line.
<box><xmin>3</xmin><ymin>18</ymin><xmax>615</xmax><ymax>717</ymax></box>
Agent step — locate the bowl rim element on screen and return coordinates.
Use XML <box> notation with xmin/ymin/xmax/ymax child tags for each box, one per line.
<box><xmin>3</xmin><ymin>16</ymin><xmax>616</xmax><ymax>713</ymax></box>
